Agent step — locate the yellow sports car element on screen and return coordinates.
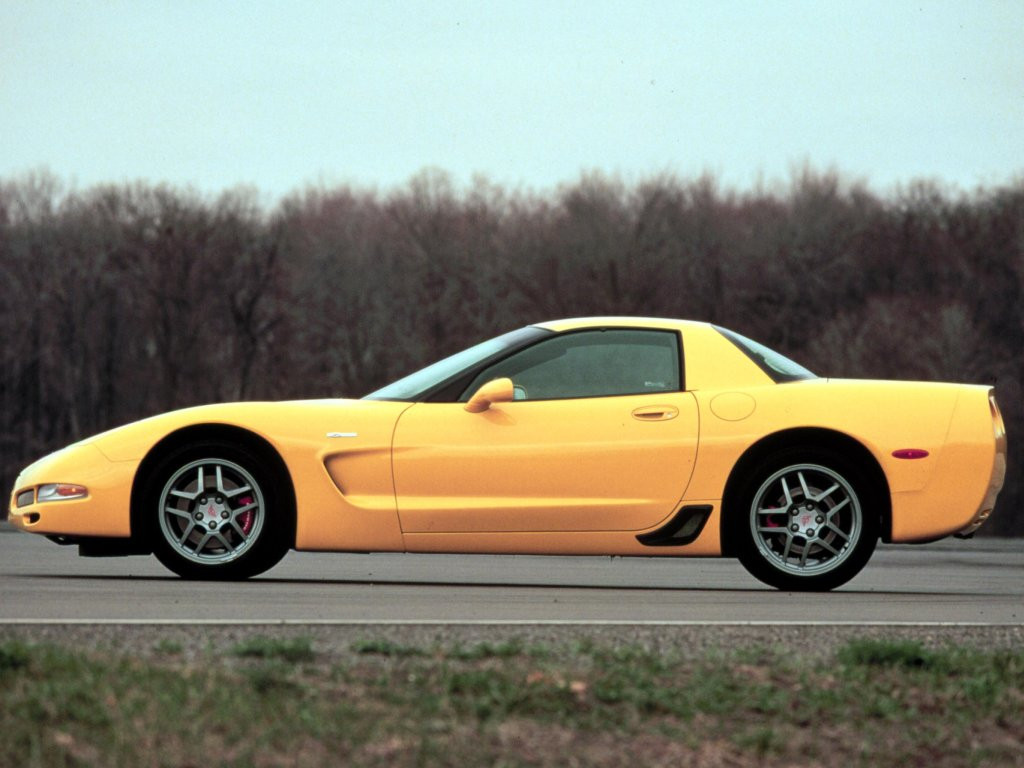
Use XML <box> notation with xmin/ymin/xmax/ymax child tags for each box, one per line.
<box><xmin>7</xmin><ymin>318</ymin><xmax>1007</xmax><ymax>590</ymax></box>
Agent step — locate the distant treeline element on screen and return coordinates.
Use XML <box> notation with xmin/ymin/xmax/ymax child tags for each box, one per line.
<box><xmin>1</xmin><ymin>168</ymin><xmax>1020</xmax><ymax>534</ymax></box>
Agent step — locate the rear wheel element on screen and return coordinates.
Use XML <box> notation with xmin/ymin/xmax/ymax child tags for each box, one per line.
<box><xmin>735</xmin><ymin>450</ymin><xmax>879</xmax><ymax>591</ymax></box>
<box><xmin>145</xmin><ymin>442</ymin><xmax>290</xmax><ymax>579</ymax></box>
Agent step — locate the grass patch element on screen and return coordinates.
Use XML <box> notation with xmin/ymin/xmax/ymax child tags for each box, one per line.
<box><xmin>0</xmin><ymin>635</ymin><xmax>1021</xmax><ymax>767</ymax></box>
<box><xmin>153</xmin><ymin>638</ymin><xmax>183</xmax><ymax>656</ymax></box>
<box><xmin>0</xmin><ymin>641</ymin><xmax>29</xmax><ymax>673</ymax></box>
<box><xmin>447</xmin><ymin>640</ymin><xmax>524</xmax><ymax>660</ymax></box>
<box><xmin>353</xmin><ymin>639</ymin><xmax>428</xmax><ymax>657</ymax></box>
<box><xmin>231</xmin><ymin>635</ymin><xmax>315</xmax><ymax>663</ymax></box>
<box><xmin>838</xmin><ymin>638</ymin><xmax>946</xmax><ymax>670</ymax></box>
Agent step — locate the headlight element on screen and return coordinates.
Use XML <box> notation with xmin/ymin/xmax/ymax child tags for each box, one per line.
<box><xmin>36</xmin><ymin>483</ymin><xmax>88</xmax><ymax>502</ymax></box>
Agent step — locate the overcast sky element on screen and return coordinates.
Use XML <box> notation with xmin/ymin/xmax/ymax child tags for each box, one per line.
<box><xmin>2</xmin><ymin>1</ymin><xmax>1021</xmax><ymax>199</ymax></box>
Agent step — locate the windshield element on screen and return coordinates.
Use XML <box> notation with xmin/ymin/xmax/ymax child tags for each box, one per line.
<box><xmin>713</xmin><ymin>326</ymin><xmax>816</xmax><ymax>383</ymax></box>
<box><xmin>364</xmin><ymin>326</ymin><xmax>549</xmax><ymax>401</ymax></box>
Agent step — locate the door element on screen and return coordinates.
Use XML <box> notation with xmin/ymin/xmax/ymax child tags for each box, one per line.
<box><xmin>391</xmin><ymin>328</ymin><xmax>699</xmax><ymax>533</ymax></box>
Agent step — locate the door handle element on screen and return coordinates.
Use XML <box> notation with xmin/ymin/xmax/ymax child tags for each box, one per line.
<box><xmin>631</xmin><ymin>405</ymin><xmax>679</xmax><ymax>421</ymax></box>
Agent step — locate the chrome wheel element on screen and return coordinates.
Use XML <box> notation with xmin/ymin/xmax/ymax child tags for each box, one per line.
<box><xmin>750</xmin><ymin>463</ymin><xmax>862</xmax><ymax>577</ymax></box>
<box><xmin>158</xmin><ymin>458</ymin><xmax>266</xmax><ymax>565</ymax></box>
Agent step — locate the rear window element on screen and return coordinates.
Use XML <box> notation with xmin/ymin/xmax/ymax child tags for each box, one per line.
<box><xmin>713</xmin><ymin>326</ymin><xmax>816</xmax><ymax>383</ymax></box>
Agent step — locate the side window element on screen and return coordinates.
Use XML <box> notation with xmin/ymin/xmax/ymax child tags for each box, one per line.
<box><xmin>461</xmin><ymin>329</ymin><xmax>681</xmax><ymax>401</ymax></box>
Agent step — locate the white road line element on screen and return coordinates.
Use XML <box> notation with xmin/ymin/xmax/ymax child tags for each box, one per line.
<box><xmin>0</xmin><ymin>619</ymin><xmax>1019</xmax><ymax>627</ymax></box>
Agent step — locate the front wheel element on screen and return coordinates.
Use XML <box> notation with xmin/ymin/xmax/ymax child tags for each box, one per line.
<box><xmin>145</xmin><ymin>442</ymin><xmax>291</xmax><ymax>579</ymax></box>
<box><xmin>735</xmin><ymin>452</ymin><xmax>879</xmax><ymax>591</ymax></box>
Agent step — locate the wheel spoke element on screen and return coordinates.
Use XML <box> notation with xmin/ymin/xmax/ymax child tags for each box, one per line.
<box><xmin>825</xmin><ymin>522</ymin><xmax>850</xmax><ymax>541</ymax></box>
<box><xmin>215</xmin><ymin>465</ymin><xmax>225</xmax><ymax>494</ymax></box>
<box><xmin>224</xmin><ymin>484</ymin><xmax>252</xmax><ymax>499</ymax></box>
<box><xmin>229</xmin><ymin>520</ymin><xmax>249</xmax><ymax>540</ymax></box>
<box><xmin>818</xmin><ymin>539</ymin><xmax>841</xmax><ymax>556</ymax></box>
<box><xmin>231</xmin><ymin>501</ymin><xmax>258</xmax><ymax>516</ymax></box>
<box><xmin>826</xmin><ymin>498</ymin><xmax>850</xmax><ymax>517</ymax></box>
<box><xmin>779</xmin><ymin>477</ymin><xmax>794</xmax><ymax>506</ymax></box>
<box><xmin>812</xmin><ymin>483</ymin><xmax>840</xmax><ymax>502</ymax></box>
<box><xmin>212</xmin><ymin>531</ymin><xmax>233</xmax><ymax>553</ymax></box>
<box><xmin>193</xmin><ymin>531</ymin><xmax>213</xmax><ymax>554</ymax></box>
<box><xmin>165</xmin><ymin>506</ymin><xmax>191</xmax><ymax>520</ymax></box>
<box><xmin>170</xmin><ymin>489</ymin><xmax>199</xmax><ymax>501</ymax></box>
<box><xmin>797</xmin><ymin>471</ymin><xmax>811</xmax><ymax>500</ymax></box>
<box><xmin>177</xmin><ymin>522</ymin><xmax>196</xmax><ymax>545</ymax></box>
<box><xmin>781</xmin><ymin>533</ymin><xmax>794</xmax><ymax>561</ymax></box>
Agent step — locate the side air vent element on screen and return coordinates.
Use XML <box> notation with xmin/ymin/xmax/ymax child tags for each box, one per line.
<box><xmin>636</xmin><ymin>504</ymin><xmax>713</xmax><ymax>547</ymax></box>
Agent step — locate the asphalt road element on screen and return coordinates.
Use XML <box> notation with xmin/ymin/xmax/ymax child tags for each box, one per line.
<box><xmin>1</xmin><ymin>524</ymin><xmax>1021</xmax><ymax>624</ymax></box>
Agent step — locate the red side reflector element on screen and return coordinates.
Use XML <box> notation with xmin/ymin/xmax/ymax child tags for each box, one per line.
<box><xmin>892</xmin><ymin>449</ymin><xmax>929</xmax><ymax>460</ymax></box>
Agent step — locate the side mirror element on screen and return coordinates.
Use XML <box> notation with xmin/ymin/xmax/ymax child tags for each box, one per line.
<box><xmin>464</xmin><ymin>377</ymin><xmax>515</xmax><ymax>413</ymax></box>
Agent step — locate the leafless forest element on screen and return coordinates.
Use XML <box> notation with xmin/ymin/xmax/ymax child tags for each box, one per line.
<box><xmin>1</xmin><ymin>168</ymin><xmax>1020</xmax><ymax>534</ymax></box>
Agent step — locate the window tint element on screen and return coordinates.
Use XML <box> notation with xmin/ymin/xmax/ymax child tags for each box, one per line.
<box><xmin>461</xmin><ymin>329</ymin><xmax>681</xmax><ymax>401</ymax></box>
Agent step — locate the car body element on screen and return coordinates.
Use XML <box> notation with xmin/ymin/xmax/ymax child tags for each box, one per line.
<box><xmin>7</xmin><ymin>317</ymin><xmax>1007</xmax><ymax>590</ymax></box>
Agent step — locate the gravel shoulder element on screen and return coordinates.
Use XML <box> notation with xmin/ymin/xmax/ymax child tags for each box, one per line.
<box><xmin>2</xmin><ymin>622</ymin><xmax>1022</xmax><ymax>662</ymax></box>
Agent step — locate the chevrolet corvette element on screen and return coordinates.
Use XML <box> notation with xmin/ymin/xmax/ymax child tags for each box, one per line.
<box><xmin>7</xmin><ymin>317</ymin><xmax>1007</xmax><ymax>590</ymax></box>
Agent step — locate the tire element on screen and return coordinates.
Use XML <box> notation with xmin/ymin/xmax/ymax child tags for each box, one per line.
<box><xmin>144</xmin><ymin>441</ymin><xmax>291</xmax><ymax>579</ymax></box>
<box><xmin>734</xmin><ymin>449</ymin><xmax>879</xmax><ymax>591</ymax></box>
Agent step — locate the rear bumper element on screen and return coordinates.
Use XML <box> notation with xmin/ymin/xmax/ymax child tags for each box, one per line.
<box><xmin>955</xmin><ymin>392</ymin><xmax>1007</xmax><ymax>538</ymax></box>
<box><xmin>890</xmin><ymin>388</ymin><xmax>1006</xmax><ymax>542</ymax></box>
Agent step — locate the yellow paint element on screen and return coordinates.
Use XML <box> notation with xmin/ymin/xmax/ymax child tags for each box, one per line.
<box><xmin>392</xmin><ymin>392</ymin><xmax>699</xmax><ymax>533</ymax></box>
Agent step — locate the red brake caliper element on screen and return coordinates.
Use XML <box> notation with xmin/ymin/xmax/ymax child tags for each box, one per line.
<box><xmin>237</xmin><ymin>496</ymin><xmax>255</xmax><ymax>535</ymax></box>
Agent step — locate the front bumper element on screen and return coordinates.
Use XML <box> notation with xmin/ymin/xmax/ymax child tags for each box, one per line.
<box><xmin>8</xmin><ymin>443</ymin><xmax>135</xmax><ymax>538</ymax></box>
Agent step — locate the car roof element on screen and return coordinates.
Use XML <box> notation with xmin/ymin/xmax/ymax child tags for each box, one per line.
<box><xmin>532</xmin><ymin>317</ymin><xmax>711</xmax><ymax>333</ymax></box>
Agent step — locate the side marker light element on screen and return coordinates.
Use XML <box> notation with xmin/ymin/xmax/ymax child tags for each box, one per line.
<box><xmin>892</xmin><ymin>449</ymin><xmax>929</xmax><ymax>460</ymax></box>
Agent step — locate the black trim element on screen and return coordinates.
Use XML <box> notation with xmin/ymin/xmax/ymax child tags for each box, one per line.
<box><xmin>45</xmin><ymin>535</ymin><xmax>78</xmax><ymax>546</ymax></box>
<box><xmin>678</xmin><ymin>330</ymin><xmax>686</xmax><ymax>392</ymax></box>
<box><xmin>636</xmin><ymin>504</ymin><xmax>713</xmax><ymax>547</ymax></box>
